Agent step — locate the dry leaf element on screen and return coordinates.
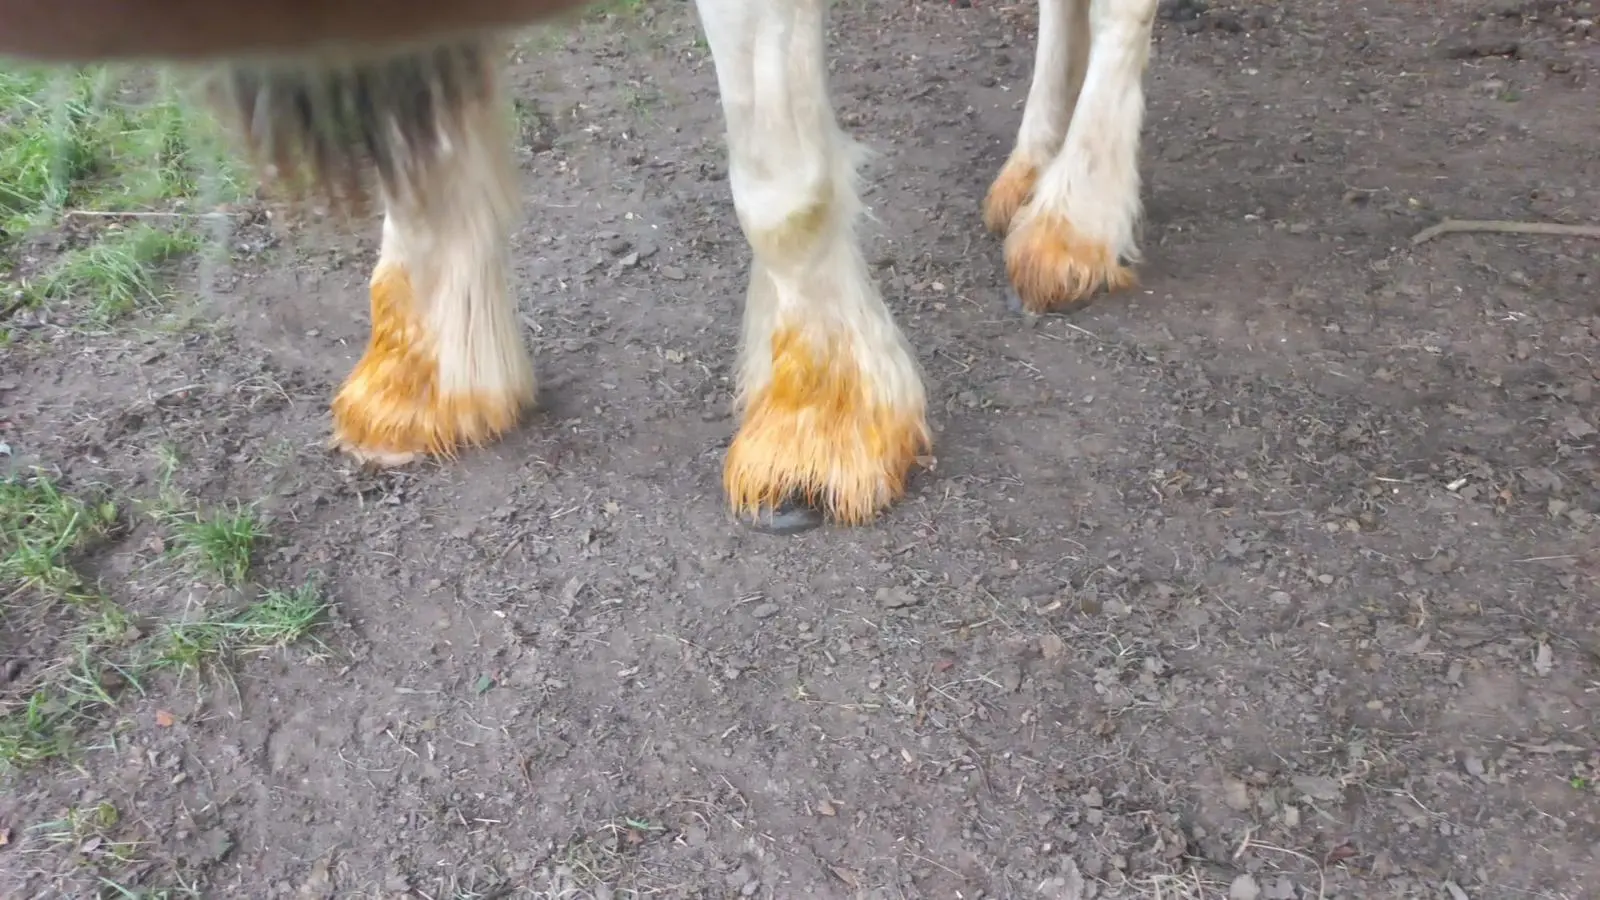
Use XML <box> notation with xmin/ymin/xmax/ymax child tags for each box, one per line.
<box><xmin>155</xmin><ymin>709</ymin><xmax>176</xmax><ymax>728</ymax></box>
<box><xmin>1325</xmin><ymin>843</ymin><xmax>1359</xmax><ymax>865</ymax></box>
<box><xmin>1040</xmin><ymin>633</ymin><xmax>1066</xmax><ymax>660</ymax></box>
<box><xmin>1533</xmin><ymin>642</ymin><xmax>1554</xmax><ymax>676</ymax></box>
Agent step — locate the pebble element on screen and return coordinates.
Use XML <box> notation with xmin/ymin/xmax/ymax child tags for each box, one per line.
<box><xmin>1229</xmin><ymin>873</ymin><xmax>1261</xmax><ymax>900</ymax></box>
<box><xmin>876</xmin><ymin>586</ymin><xmax>919</xmax><ymax>609</ymax></box>
<box><xmin>1264</xmin><ymin>875</ymin><xmax>1297</xmax><ymax>899</ymax></box>
<box><xmin>1224</xmin><ymin>777</ymin><xmax>1252</xmax><ymax>811</ymax></box>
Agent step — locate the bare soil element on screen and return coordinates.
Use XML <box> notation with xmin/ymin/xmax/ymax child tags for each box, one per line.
<box><xmin>3</xmin><ymin>0</ymin><xmax>1598</xmax><ymax>897</ymax></box>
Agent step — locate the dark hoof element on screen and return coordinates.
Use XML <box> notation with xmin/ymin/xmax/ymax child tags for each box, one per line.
<box><xmin>1004</xmin><ymin>286</ymin><xmax>1044</xmax><ymax>318</ymax></box>
<box><xmin>741</xmin><ymin>497</ymin><xmax>826</xmax><ymax>535</ymax></box>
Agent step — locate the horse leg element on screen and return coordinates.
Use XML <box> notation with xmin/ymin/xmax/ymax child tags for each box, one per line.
<box><xmin>329</xmin><ymin>61</ymin><xmax>535</xmax><ymax>465</ymax></box>
<box><xmin>983</xmin><ymin>0</ymin><xmax>1091</xmax><ymax>235</ymax></box>
<box><xmin>695</xmin><ymin>0</ymin><xmax>931</xmax><ymax>531</ymax></box>
<box><xmin>1003</xmin><ymin>0</ymin><xmax>1157</xmax><ymax>313</ymax></box>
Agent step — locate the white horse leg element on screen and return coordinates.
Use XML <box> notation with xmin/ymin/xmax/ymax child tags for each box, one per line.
<box><xmin>1004</xmin><ymin>0</ymin><xmax>1157</xmax><ymax>312</ymax></box>
<box><xmin>330</xmin><ymin>65</ymin><xmax>535</xmax><ymax>465</ymax></box>
<box><xmin>983</xmin><ymin>0</ymin><xmax>1092</xmax><ymax>234</ymax></box>
<box><xmin>695</xmin><ymin>0</ymin><xmax>930</xmax><ymax>530</ymax></box>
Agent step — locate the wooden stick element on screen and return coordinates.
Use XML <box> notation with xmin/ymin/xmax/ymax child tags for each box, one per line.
<box><xmin>1411</xmin><ymin>218</ymin><xmax>1600</xmax><ymax>246</ymax></box>
<box><xmin>65</xmin><ymin>209</ymin><xmax>236</xmax><ymax>219</ymax></box>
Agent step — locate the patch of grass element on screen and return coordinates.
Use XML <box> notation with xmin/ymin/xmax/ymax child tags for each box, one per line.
<box><xmin>166</xmin><ymin>501</ymin><xmax>262</xmax><ymax>585</ymax></box>
<box><xmin>0</xmin><ymin>64</ymin><xmax>245</xmax><ymax>322</ymax></box>
<box><xmin>56</xmin><ymin>642</ymin><xmax>140</xmax><ymax>710</ymax></box>
<box><xmin>589</xmin><ymin>0</ymin><xmax>648</xmax><ymax>16</ymax></box>
<box><xmin>0</xmin><ymin>473</ymin><xmax>117</xmax><ymax>602</ymax></box>
<box><xmin>0</xmin><ymin>622</ymin><xmax>145</xmax><ymax>770</ymax></box>
<box><xmin>1</xmin><ymin>464</ymin><xmax>329</xmax><ymax>775</ymax></box>
<box><xmin>97</xmin><ymin>880</ymin><xmax>203</xmax><ymax>900</ymax></box>
<box><xmin>232</xmin><ymin>582</ymin><xmax>331</xmax><ymax>649</ymax></box>
<box><xmin>28</xmin><ymin>800</ymin><xmax>143</xmax><ymax>864</ymax></box>
<box><xmin>0</xmin><ymin>688</ymin><xmax>83</xmax><ymax>768</ymax></box>
<box><xmin>1</xmin><ymin>578</ymin><xmax>329</xmax><ymax>771</ymax></box>
<box><xmin>145</xmin><ymin>441</ymin><xmax>188</xmax><ymax>514</ymax></box>
<box><xmin>552</xmin><ymin>815</ymin><xmax>671</xmax><ymax>891</ymax></box>
<box><xmin>2</xmin><ymin>471</ymin><xmax>329</xmax><ymax>772</ymax></box>
<box><xmin>150</xmin><ymin>619</ymin><xmax>227</xmax><ymax>675</ymax></box>
<box><xmin>0</xmin><ymin>69</ymin><xmax>99</xmax><ymax>231</ymax></box>
<box><xmin>1</xmin><ymin>68</ymin><xmax>242</xmax><ymax>227</ymax></box>
<box><xmin>621</xmin><ymin>85</ymin><xmax>661</xmax><ymax>119</ymax></box>
<box><xmin>30</xmin><ymin>223</ymin><xmax>199</xmax><ymax>321</ymax></box>
<box><xmin>152</xmin><ymin>582</ymin><xmax>329</xmax><ymax>676</ymax></box>
<box><xmin>22</xmin><ymin>802</ymin><xmax>183</xmax><ymax>896</ymax></box>
<box><xmin>80</xmin><ymin>603</ymin><xmax>138</xmax><ymax>647</ymax></box>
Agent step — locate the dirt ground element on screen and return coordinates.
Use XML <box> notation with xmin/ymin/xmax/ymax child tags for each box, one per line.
<box><xmin>2</xmin><ymin>0</ymin><xmax>1598</xmax><ymax>897</ymax></box>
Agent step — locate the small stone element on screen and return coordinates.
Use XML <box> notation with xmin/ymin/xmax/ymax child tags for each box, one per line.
<box><xmin>1370</xmin><ymin>851</ymin><xmax>1398</xmax><ymax>877</ymax></box>
<box><xmin>1229</xmin><ymin>873</ymin><xmax>1261</xmax><ymax>900</ymax></box>
<box><xmin>876</xmin><ymin>586</ymin><xmax>919</xmax><ymax>609</ymax></box>
<box><xmin>298</xmin><ymin>858</ymin><xmax>334</xmax><ymax>899</ymax></box>
<box><xmin>1263</xmin><ymin>875</ymin><xmax>1297</xmax><ymax>900</ymax></box>
<box><xmin>1040</xmin><ymin>634</ymin><xmax>1066</xmax><ymax>660</ymax></box>
<box><xmin>1038</xmin><ymin>857</ymin><xmax>1086</xmax><ymax>899</ymax></box>
<box><xmin>751</xmin><ymin>603</ymin><xmax>780</xmax><ymax>619</ymax></box>
<box><xmin>1223</xmin><ymin>777</ymin><xmax>1252</xmax><ymax>811</ymax></box>
<box><xmin>1422</xmin><ymin>551</ymin><xmax>1457</xmax><ymax>574</ymax></box>
<box><xmin>1291</xmin><ymin>775</ymin><xmax>1342</xmax><ymax>801</ymax></box>
<box><xmin>724</xmin><ymin>864</ymin><xmax>755</xmax><ymax>889</ymax></box>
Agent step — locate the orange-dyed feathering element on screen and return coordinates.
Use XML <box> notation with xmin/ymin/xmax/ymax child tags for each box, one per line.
<box><xmin>1004</xmin><ymin>210</ymin><xmax>1137</xmax><ymax>313</ymax></box>
<box><xmin>330</xmin><ymin>263</ymin><xmax>528</xmax><ymax>465</ymax></box>
<box><xmin>724</xmin><ymin>326</ymin><xmax>930</xmax><ymax>526</ymax></box>
<box><xmin>982</xmin><ymin>157</ymin><xmax>1039</xmax><ymax>236</ymax></box>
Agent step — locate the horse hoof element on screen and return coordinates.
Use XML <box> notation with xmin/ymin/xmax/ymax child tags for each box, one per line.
<box><xmin>1004</xmin><ymin>286</ymin><xmax>1031</xmax><ymax>317</ymax></box>
<box><xmin>740</xmin><ymin>498</ymin><xmax>826</xmax><ymax>536</ymax></box>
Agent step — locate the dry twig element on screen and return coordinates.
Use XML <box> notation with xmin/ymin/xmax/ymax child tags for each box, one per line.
<box><xmin>1411</xmin><ymin>218</ymin><xmax>1600</xmax><ymax>246</ymax></box>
